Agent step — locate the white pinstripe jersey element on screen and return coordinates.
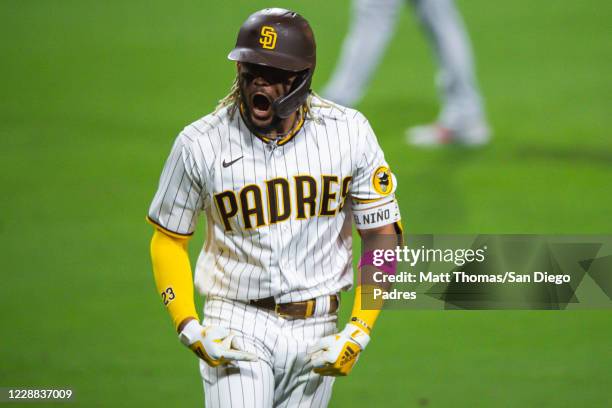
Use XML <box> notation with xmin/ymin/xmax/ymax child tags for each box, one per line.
<box><xmin>147</xmin><ymin>96</ymin><xmax>399</xmax><ymax>303</ymax></box>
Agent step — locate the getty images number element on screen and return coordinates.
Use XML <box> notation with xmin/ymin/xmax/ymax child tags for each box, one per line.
<box><xmin>8</xmin><ymin>389</ymin><xmax>73</xmax><ymax>400</ymax></box>
<box><xmin>161</xmin><ymin>287</ymin><xmax>175</xmax><ymax>305</ymax></box>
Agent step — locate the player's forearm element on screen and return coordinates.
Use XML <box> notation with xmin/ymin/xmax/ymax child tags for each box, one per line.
<box><xmin>351</xmin><ymin>223</ymin><xmax>401</xmax><ymax>334</ymax></box>
<box><xmin>150</xmin><ymin>229</ymin><xmax>199</xmax><ymax>331</ymax></box>
<box><xmin>349</xmin><ymin>284</ymin><xmax>382</xmax><ymax>335</ymax></box>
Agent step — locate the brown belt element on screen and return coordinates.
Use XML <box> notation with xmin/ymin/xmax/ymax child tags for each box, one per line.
<box><xmin>249</xmin><ymin>295</ymin><xmax>339</xmax><ymax>319</ymax></box>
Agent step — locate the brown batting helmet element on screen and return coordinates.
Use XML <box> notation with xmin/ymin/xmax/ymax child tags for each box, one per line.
<box><xmin>228</xmin><ymin>8</ymin><xmax>316</xmax><ymax>118</ymax></box>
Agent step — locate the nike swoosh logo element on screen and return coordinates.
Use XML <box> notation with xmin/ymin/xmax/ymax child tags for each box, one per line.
<box><xmin>222</xmin><ymin>156</ymin><xmax>243</xmax><ymax>168</ymax></box>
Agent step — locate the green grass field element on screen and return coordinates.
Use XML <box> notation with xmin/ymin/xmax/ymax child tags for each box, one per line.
<box><xmin>1</xmin><ymin>0</ymin><xmax>610</xmax><ymax>406</ymax></box>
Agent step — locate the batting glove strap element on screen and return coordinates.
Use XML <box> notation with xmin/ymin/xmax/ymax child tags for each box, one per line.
<box><xmin>178</xmin><ymin>320</ymin><xmax>206</xmax><ymax>346</ymax></box>
<box><xmin>341</xmin><ymin>323</ymin><xmax>371</xmax><ymax>350</ymax></box>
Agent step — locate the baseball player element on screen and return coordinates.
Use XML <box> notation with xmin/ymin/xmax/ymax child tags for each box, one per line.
<box><xmin>147</xmin><ymin>8</ymin><xmax>402</xmax><ymax>407</ymax></box>
<box><xmin>322</xmin><ymin>0</ymin><xmax>490</xmax><ymax>146</ymax></box>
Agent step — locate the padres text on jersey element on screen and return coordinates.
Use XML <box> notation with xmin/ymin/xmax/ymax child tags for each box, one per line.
<box><xmin>148</xmin><ymin>96</ymin><xmax>399</xmax><ymax>303</ymax></box>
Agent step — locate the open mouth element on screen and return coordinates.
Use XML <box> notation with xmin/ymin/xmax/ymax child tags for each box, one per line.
<box><xmin>251</xmin><ymin>92</ymin><xmax>273</xmax><ymax>119</ymax></box>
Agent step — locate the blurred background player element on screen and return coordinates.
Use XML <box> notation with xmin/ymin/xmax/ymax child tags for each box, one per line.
<box><xmin>322</xmin><ymin>0</ymin><xmax>491</xmax><ymax>146</ymax></box>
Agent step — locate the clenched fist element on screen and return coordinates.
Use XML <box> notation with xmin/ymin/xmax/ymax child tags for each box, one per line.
<box><xmin>308</xmin><ymin>323</ymin><xmax>370</xmax><ymax>376</ymax></box>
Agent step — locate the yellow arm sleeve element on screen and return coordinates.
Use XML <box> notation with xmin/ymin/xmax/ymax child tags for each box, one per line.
<box><xmin>351</xmin><ymin>222</ymin><xmax>400</xmax><ymax>336</ymax></box>
<box><xmin>150</xmin><ymin>229</ymin><xmax>199</xmax><ymax>331</ymax></box>
<box><xmin>349</xmin><ymin>284</ymin><xmax>382</xmax><ymax>335</ymax></box>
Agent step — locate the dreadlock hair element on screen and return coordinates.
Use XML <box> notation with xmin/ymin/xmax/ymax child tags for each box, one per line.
<box><xmin>214</xmin><ymin>75</ymin><xmax>343</xmax><ymax>121</ymax></box>
<box><xmin>215</xmin><ymin>76</ymin><xmax>241</xmax><ymax>118</ymax></box>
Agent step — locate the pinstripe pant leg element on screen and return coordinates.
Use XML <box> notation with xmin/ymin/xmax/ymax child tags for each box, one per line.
<box><xmin>200</xmin><ymin>298</ymin><xmax>276</xmax><ymax>408</ymax></box>
<box><xmin>273</xmin><ymin>315</ymin><xmax>338</xmax><ymax>408</ymax></box>
<box><xmin>200</xmin><ymin>358</ymin><xmax>274</xmax><ymax>408</ymax></box>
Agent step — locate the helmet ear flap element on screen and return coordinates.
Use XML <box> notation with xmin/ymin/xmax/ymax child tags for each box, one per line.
<box><xmin>272</xmin><ymin>69</ymin><xmax>312</xmax><ymax>118</ymax></box>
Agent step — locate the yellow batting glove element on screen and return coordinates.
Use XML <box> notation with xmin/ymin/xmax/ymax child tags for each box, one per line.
<box><xmin>308</xmin><ymin>323</ymin><xmax>370</xmax><ymax>376</ymax></box>
<box><xmin>178</xmin><ymin>320</ymin><xmax>258</xmax><ymax>367</ymax></box>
